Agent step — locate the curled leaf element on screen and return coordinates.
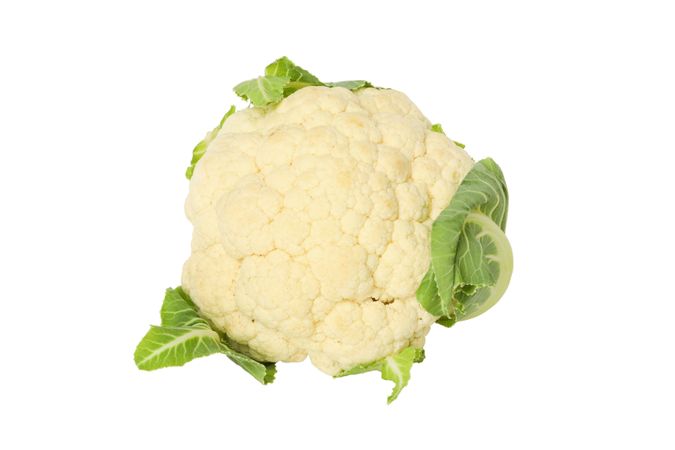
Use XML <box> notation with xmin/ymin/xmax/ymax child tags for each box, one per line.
<box><xmin>185</xmin><ymin>105</ymin><xmax>235</xmax><ymax>179</ymax></box>
<box><xmin>233</xmin><ymin>56</ymin><xmax>376</xmax><ymax>107</ymax></box>
<box><xmin>134</xmin><ymin>288</ymin><xmax>276</xmax><ymax>384</ymax></box>
<box><xmin>336</xmin><ymin>347</ymin><xmax>425</xmax><ymax>404</ymax></box>
<box><xmin>416</xmin><ymin>158</ymin><xmax>512</xmax><ymax>323</ymax></box>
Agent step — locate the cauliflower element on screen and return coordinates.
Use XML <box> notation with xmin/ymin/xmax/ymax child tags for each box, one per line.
<box><xmin>181</xmin><ymin>85</ymin><xmax>473</xmax><ymax>374</ymax></box>
<box><xmin>135</xmin><ymin>57</ymin><xmax>513</xmax><ymax>403</ymax></box>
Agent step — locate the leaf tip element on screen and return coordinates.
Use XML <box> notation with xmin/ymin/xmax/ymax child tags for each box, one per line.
<box><xmin>263</xmin><ymin>363</ymin><xmax>277</xmax><ymax>384</ymax></box>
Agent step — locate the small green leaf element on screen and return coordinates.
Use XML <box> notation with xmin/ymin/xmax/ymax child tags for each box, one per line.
<box><xmin>234</xmin><ymin>57</ymin><xmax>379</xmax><ymax>108</ymax></box>
<box><xmin>381</xmin><ymin>348</ymin><xmax>425</xmax><ymax>403</ymax></box>
<box><xmin>265</xmin><ymin>56</ymin><xmax>322</xmax><ymax>84</ymax></box>
<box><xmin>185</xmin><ymin>105</ymin><xmax>235</xmax><ymax>180</ymax></box>
<box><xmin>416</xmin><ymin>158</ymin><xmax>512</xmax><ymax>321</ymax></box>
<box><xmin>135</xmin><ymin>287</ymin><xmax>276</xmax><ymax>384</ymax></box>
<box><xmin>430</xmin><ymin>123</ymin><xmax>465</xmax><ymax>148</ymax></box>
<box><xmin>160</xmin><ymin>287</ymin><xmax>209</xmax><ymax>328</ymax></box>
<box><xmin>233</xmin><ymin>76</ymin><xmax>288</xmax><ymax>107</ymax></box>
<box><xmin>415</xmin><ymin>269</ymin><xmax>445</xmax><ymax>320</ymax></box>
<box><xmin>336</xmin><ymin>347</ymin><xmax>425</xmax><ymax>404</ymax></box>
<box><xmin>220</xmin><ymin>341</ymin><xmax>277</xmax><ymax>384</ymax></box>
<box><xmin>325</xmin><ymin>80</ymin><xmax>373</xmax><ymax>90</ymax></box>
<box><xmin>265</xmin><ymin>56</ymin><xmax>323</xmax><ymax>95</ymax></box>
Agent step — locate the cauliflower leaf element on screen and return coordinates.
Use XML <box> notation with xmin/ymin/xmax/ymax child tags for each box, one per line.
<box><xmin>416</xmin><ymin>158</ymin><xmax>512</xmax><ymax>322</ymax></box>
<box><xmin>134</xmin><ymin>288</ymin><xmax>276</xmax><ymax>384</ymax></box>
<box><xmin>185</xmin><ymin>105</ymin><xmax>235</xmax><ymax>180</ymax></box>
<box><xmin>431</xmin><ymin>122</ymin><xmax>465</xmax><ymax>148</ymax></box>
<box><xmin>431</xmin><ymin>123</ymin><xmax>445</xmax><ymax>133</ymax></box>
<box><xmin>264</xmin><ymin>56</ymin><xmax>323</xmax><ymax>96</ymax></box>
<box><xmin>233</xmin><ymin>76</ymin><xmax>288</xmax><ymax>109</ymax></box>
<box><xmin>324</xmin><ymin>80</ymin><xmax>373</xmax><ymax>90</ymax></box>
<box><xmin>134</xmin><ymin>326</ymin><xmax>222</xmax><ymax>369</ymax></box>
<box><xmin>234</xmin><ymin>56</ymin><xmax>374</xmax><ymax>107</ymax></box>
<box><xmin>336</xmin><ymin>347</ymin><xmax>425</xmax><ymax>404</ymax></box>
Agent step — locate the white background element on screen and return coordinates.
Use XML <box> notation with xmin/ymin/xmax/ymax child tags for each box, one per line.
<box><xmin>1</xmin><ymin>1</ymin><xmax>673</xmax><ymax>448</ymax></box>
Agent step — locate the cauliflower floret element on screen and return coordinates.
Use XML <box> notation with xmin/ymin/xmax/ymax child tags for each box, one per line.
<box><xmin>181</xmin><ymin>86</ymin><xmax>473</xmax><ymax>375</ymax></box>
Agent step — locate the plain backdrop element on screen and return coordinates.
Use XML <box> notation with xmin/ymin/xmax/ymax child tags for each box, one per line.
<box><xmin>1</xmin><ymin>1</ymin><xmax>673</xmax><ymax>448</ymax></box>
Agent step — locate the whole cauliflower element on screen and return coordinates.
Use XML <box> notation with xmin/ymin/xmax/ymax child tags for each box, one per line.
<box><xmin>181</xmin><ymin>86</ymin><xmax>473</xmax><ymax>375</ymax></box>
<box><xmin>134</xmin><ymin>57</ymin><xmax>512</xmax><ymax>403</ymax></box>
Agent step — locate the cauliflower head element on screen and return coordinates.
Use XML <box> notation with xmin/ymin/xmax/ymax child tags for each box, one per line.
<box><xmin>181</xmin><ymin>86</ymin><xmax>474</xmax><ymax>375</ymax></box>
<box><xmin>134</xmin><ymin>57</ymin><xmax>512</xmax><ymax>404</ymax></box>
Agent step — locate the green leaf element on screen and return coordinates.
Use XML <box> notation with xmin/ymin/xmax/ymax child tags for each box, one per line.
<box><xmin>265</xmin><ymin>56</ymin><xmax>322</xmax><ymax>84</ymax></box>
<box><xmin>453</xmin><ymin>212</ymin><xmax>513</xmax><ymax>320</ymax></box>
<box><xmin>134</xmin><ymin>326</ymin><xmax>222</xmax><ymax>370</ymax></box>
<box><xmin>431</xmin><ymin>123</ymin><xmax>445</xmax><ymax>134</ymax></box>
<box><xmin>160</xmin><ymin>287</ymin><xmax>210</xmax><ymax>328</ymax></box>
<box><xmin>134</xmin><ymin>287</ymin><xmax>276</xmax><ymax>384</ymax></box>
<box><xmin>416</xmin><ymin>158</ymin><xmax>512</xmax><ymax>322</ymax></box>
<box><xmin>454</xmin><ymin>220</ymin><xmax>498</xmax><ymax>291</ymax></box>
<box><xmin>265</xmin><ymin>56</ymin><xmax>323</xmax><ymax>95</ymax></box>
<box><xmin>233</xmin><ymin>76</ymin><xmax>288</xmax><ymax>108</ymax></box>
<box><xmin>430</xmin><ymin>123</ymin><xmax>465</xmax><ymax>148</ymax></box>
<box><xmin>336</xmin><ymin>347</ymin><xmax>425</xmax><ymax>404</ymax></box>
<box><xmin>415</xmin><ymin>270</ymin><xmax>440</xmax><ymax>315</ymax></box>
<box><xmin>185</xmin><ymin>105</ymin><xmax>235</xmax><ymax>179</ymax></box>
<box><xmin>325</xmin><ymin>80</ymin><xmax>373</xmax><ymax>90</ymax></box>
<box><xmin>220</xmin><ymin>340</ymin><xmax>277</xmax><ymax>384</ymax></box>
<box><xmin>234</xmin><ymin>57</ymin><xmax>379</xmax><ymax>108</ymax></box>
